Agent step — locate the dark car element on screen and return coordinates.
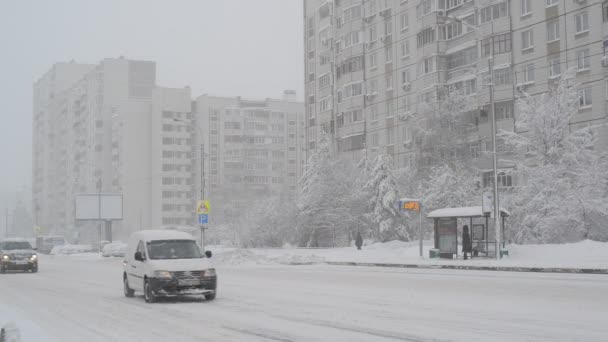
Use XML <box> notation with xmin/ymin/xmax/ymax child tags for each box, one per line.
<box><xmin>0</xmin><ymin>240</ymin><xmax>38</xmax><ymax>273</ymax></box>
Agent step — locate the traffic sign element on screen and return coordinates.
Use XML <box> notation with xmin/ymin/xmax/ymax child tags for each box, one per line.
<box><xmin>196</xmin><ymin>200</ymin><xmax>210</xmax><ymax>214</ymax></box>
<box><xmin>198</xmin><ymin>214</ymin><xmax>208</xmax><ymax>225</ymax></box>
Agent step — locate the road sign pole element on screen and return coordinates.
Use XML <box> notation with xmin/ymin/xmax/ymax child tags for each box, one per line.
<box><xmin>419</xmin><ymin>204</ymin><xmax>423</xmax><ymax>258</ymax></box>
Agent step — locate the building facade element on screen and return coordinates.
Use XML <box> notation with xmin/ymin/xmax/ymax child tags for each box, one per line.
<box><xmin>33</xmin><ymin>58</ymin><xmax>196</xmax><ymax>241</ymax></box>
<box><xmin>194</xmin><ymin>92</ymin><xmax>305</xmax><ymax>224</ymax></box>
<box><xmin>304</xmin><ymin>0</ymin><xmax>608</xmax><ymax>188</ymax></box>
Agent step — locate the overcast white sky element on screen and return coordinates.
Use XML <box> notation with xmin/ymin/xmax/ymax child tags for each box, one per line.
<box><xmin>0</xmin><ymin>0</ymin><xmax>304</xmax><ymax>210</ymax></box>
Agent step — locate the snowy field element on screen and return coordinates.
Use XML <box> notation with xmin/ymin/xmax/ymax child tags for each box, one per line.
<box><xmin>212</xmin><ymin>240</ymin><xmax>608</xmax><ymax>270</ymax></box>
<box><xmin>1</xmin><ymin>253</ymin><xmax>608</xmax><ymax>341</ymax></box>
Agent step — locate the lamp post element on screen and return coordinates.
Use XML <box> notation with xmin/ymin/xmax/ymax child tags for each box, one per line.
<box><xmin>173</xmin><ymin>118</ymin><xmax>206</xmax><ymax>249</ymax></box>
<box><xmin>446</xmin><ymin>14</ymin><xmax>501</xmax><ymax>259</ymax></box>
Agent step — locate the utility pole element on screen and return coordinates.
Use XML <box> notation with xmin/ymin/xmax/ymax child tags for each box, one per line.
<box><xmin>488</xmin><ymin>57</ymin><xmax>501</xmax><ymax>260</ymax></box>
<box><xmin>4</xmin><ymin>208</ymin><xmax>8</xmax><ymax>238</ymax></box>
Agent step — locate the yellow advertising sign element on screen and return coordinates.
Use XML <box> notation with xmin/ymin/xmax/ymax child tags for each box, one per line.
<box><xmin>196</xmin><ymin>200</ymin><xmax>210</xmax><ymax>214</ymax></box>
<box><xmin>402</xmin><ymin>201</ymin><xmax>420</xmax><ymax>212</ymax></box>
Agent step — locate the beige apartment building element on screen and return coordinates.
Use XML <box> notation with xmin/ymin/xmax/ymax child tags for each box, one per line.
<box><xmin>194</xmin><ymin>92</ymin><xmax>305</xmax><ymax>224</ymax></box>
<box><xmin>304</xmin><ymin>0</ymin><xmax>608</xmax><ymax>188</ymax></box>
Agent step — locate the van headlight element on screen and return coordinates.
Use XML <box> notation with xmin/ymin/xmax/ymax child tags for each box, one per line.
<box><xmin>153</xmin><ymin>271</ymin><xmax>173</xmax><ymax>279</ymax></box>
<box><xmin>203</xmin><ymin>268</ymin><xmax>216</xmax><ymax>277</ymax></box>
<box><xmin>2</xmin><ymin>255</ymin><xmax>9</xmax><ymax>261</ymax></box>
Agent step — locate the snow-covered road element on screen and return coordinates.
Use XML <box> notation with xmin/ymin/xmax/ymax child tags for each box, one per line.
<box><xmin>1</xmin><ymin>255</ymin><xmax>607</xmax><ymax>342</ymax></box>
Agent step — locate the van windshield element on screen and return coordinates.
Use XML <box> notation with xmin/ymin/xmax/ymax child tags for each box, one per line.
<box><xmin>146</xmin><ymin>240</ymin><xmax>202</xmax><ymax>260</ymax></box>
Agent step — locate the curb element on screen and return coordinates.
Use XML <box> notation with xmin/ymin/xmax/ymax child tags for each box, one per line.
<box><xmin>324</xmin><ymin>261</ymin><xmax>608</xmax><ymax>275</ymax></box>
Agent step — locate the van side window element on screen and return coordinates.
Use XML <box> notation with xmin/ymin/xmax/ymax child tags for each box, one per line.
<box><xmin>136</xmin><ymin>241</ymin><xmax>146</xmax><ymax>259</ymax></box>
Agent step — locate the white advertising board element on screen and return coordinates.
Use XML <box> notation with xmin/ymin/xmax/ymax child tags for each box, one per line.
<box><xmin>75</xmin><ymin>193</ymin><xmax>123</xmax><ymax>220</ymax></box>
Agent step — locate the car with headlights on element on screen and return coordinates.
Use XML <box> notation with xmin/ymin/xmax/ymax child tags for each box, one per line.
<box><xmin>0</xmin><ymin>239</ymin><xmax>38</xmax><ymax>273</ymax></box>
<box><xmin>122</xmin><ymin>230</ymin><xmax>216</xmax><ymax>303</ymax></box>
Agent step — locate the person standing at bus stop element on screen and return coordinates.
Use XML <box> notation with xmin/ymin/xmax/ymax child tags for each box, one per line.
<box><xmin>462</xmin><ymin>225</ymin><xmax>472</xmax><ymax>260</ymax></box>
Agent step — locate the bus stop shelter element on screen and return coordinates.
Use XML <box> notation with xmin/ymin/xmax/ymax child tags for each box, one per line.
<box><xmin>427</xmin><ymin>206</ymin><xmax>510</xmax><ymax>259</ymax></box>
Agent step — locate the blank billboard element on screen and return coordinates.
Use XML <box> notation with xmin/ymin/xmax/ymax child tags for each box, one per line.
<box><xmin>75</xmin><ymin>193</ymin><xmax>123</xmax><ymax>220</ymax></box>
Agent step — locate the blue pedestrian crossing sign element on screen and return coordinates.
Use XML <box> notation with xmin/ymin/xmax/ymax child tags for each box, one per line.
<box><xmin>198</xmin><ymin>214</ymin><xmax>208</xmax><ymax>225</ymax></box>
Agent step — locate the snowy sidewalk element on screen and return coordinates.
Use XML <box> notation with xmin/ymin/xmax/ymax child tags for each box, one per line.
<box><xmin>210</xmin><ymin>240</ymin><xmax>608</xmax><ymax>274</ymax></box>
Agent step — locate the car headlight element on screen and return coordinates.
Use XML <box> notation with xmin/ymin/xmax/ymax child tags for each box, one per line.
<box><xmin>30</xmin><ymin>254</ymin><xmax>37</xmax><ymax>261</ymax></box>
<box><xmin>2</xmin><ymin>255</ymin><xmax>9</xmax><ymax>261</ymax></box>
<box><xmin>203</xmin><ymin>268</ymin><xmax>216</xmax><ymax>277</ymax></box>
<box><xmin>153</xmin><ymin>270</ymin><xmax>173</xmax><ymax>279</ymax></box>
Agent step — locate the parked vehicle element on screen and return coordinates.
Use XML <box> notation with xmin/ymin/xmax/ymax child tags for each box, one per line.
<box><xmin>0</xmin><ymin>239</ymin><xmax>38</xmax><ymax>273</ymax></box>
<box><xmin>102</xmin><ymin>241</ymin><xmax>127</xmax><ymax>257</ymax></box>
<box><xmin>35</xmin><ymin>235</ymin><xmax>67</xmax><ymax>254</ymax></box>
<box><xmin>123</xmin><ymin>230</ymin><xmax>216</xmax><ymax>303</ymax></box>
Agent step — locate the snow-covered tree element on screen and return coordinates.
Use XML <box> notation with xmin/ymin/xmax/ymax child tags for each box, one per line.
<box><xmin>420</xmin><ymin>162</ymin><xmax>478</xmax><ymax>212</ymax></box>
<box><xmin>365</xmin><ymin>154</ymin><xmax>411</xmax><ymax>241</ymax></box>
<box><xmin>504</xmin><ymin>70</ymin><xmax>608</xmax><ymax>243</ymax></box>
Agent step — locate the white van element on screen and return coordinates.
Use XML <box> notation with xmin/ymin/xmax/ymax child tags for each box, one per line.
<box><xmin>123</xmin><ymin>230</ymin><xmax>217</xmax><ymax>303</ymax></box>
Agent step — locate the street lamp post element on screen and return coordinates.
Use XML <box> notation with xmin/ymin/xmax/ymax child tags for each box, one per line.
<box><xmin>173</xmin><ymin>118</ymin><xmax>206</xmax><ymax>250</ymax></box>
<box><xmin>446</xmin><ymin>14</ymin><xmax>501</xmax><ymax>259</ymax></box>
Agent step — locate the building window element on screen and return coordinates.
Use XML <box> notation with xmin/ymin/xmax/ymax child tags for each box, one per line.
<box><xmin>371</xmin><ymin>105</ymin><xmax>379</xmax><ymax>120</ymax></box>
<box><xmin>480</xmin><ymin>2</ymin><xmax>508</xmax><ymax>23</ymax></box>
<box><xmin>319</xmin><ymin>97</ymin><xmax>332</xmax><ymax>112</ymax></box>
<box><xmin>549</xmin><ymin>57</ymin><xmax>561</xmax><ymax>77</ymax></box>
<box><xmin>416</xmin><ymin>0</ymin><xmax>435</xmax><ymax>18</ymax></box>
<box><xmin>604</xmin><ymin>2</ymin><xmax>608</xmax><ymax>23</ymax></box>
<box><xmin>369</xmin><ymin>79</ymin><xmax>378</xmax><ymax>94</ymax></box>
<box><xmin>417</xmin><ymin>27</ymin><xmax>435</xmax><ymax>47</ymax></box>
<box><xmin>575</xmin><ymin>12</ymin><xmax>589</xmax><ymax>35</ymax></box>
<box><xmin>369</xmin><ymin>25</ymin><xmax>377</xmax><ymax>42</ymax></box>
<box><xmin>493</xmin><ymin>67</ymin><xmax>512</xmax><ymax>86</ymax></box>
<box><xmin>419</xmin><ymin>57</ymin><xmax>435</xmax><ymax>75</ymax></box>
<box><xmin>521</xmin><ymin>0</ymin><xmax>532</xmax><ymax>16</ymax></box>
<box><xmin>370</xmin><ymin>53</ymin><xmax>378</xmax><ymax>69</ymax></box>
<box><xmin>577</xmin><ymin>49</ymin><xmax>591</xmax><ymax>71</ymax></box>
<box><xmin>319</xmin><ymin>74</ymin><xmax>331</xmax><ymax>88</ymax></box>
<box><xmin>385</xmin><ymin>46</ymin><xmax>393</xmax><ymax>62</ymax></box>
<box><xmin>483</xmin><ymin>171</ymin><xmax>512</xmax><ymax>188</ymax></box>
<box><xmin>547</xmin><ymin>20</ymin><xmax>560</xmax><ymax>42</ymax></box>
<box><xmin>579</xmin><ymin>88</ymin><xmax>592</xmax><ymax>108</ymax></box>
<box><xmin>523</xmin><ymin>64</ymin><xmax>535</xmax><ymax>83</ymax></box>
<box><xmin>481</xmin><ymin>33</ymin><xmax>512</xmax><ymax>57</ymax></box>
<box><xmin>446</xmin><ymin>47</ymin><xmax>478</xmax><ymax>70</ymax></box>
<box><xmin>521</xmin><ymin>30</ymin><xmax>534</xmax><ymax>51</ymax></box>
<box><xmin>344</xmin><ymin>82</ymin><xmax>363</xmax><ymax>98</ymax></box>
<box><xmin>386</xmin><ymin>74</ymin><xmax>394</xmax><ymax>90</ymax></box>
<box><xmin>387</xmin><ymin>127</ymin><xmax>394</xmax><ymax>145</ymax></box>
<box><xmin>401</xmin><ymin>41</ymin><xmax>410</xmax><ymax>58</ymax></box>
<box><xmin>385</xmin><ymin>20</ymin><xmax>393</xmax><ymax>36</ymax></box>
<box><xmin>546</xmin><ymin>0</ymin><xmax>558</xmax><ymax>7</ymax></box>
<box><xmin>343</xmin><ymin>4</ymin><xmax>362</xmax><ymax>22</ymax></box>
<box><xmin>401</xmin><ymin>69</ymin><xmax>411</xmax><ymax>84</ymax></box>
<box><xmin>372</xmin><ymin>132</ymin><xmax>380</xmax><ymax>147</ymax></box>
<box><xmin>441</xmin><ymin>22</ymin><xmax>462</xmax><ymax>40</ymax></box>
<box><xmin>400</xmin><ymin>13</ymin><xmax>409</xmax><ymax>31</ymax></box>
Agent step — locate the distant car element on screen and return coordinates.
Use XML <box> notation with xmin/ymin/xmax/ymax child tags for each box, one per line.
<box><xmin>36</xmin><ymin>235</ymin><xmax>67</xmax><ymax>254</ymax></box>
<box><xmin>123</xmin><ymin>230</ymin><xmax>216</xmax><ymax>303</ymax></box>
<box><xmin>0</xmin><ymin>239</ymin><xmax>38</xmax><ymax>273</ymax></box>
<box><xmin>102</xmin><ymin>241</ymin><xmax>127</xmax><ymax>257</ymax></box>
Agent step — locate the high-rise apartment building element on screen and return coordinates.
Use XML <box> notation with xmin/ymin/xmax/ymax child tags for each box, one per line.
<box><xmin>33</xmin><ymin>58</ymin><xmax>195</xmax><ymax>241</ymax></box>
<box><xmin>194</xmin><ymin>91</ymin><xmax>305</xmax><ymax>223</ymax></box>
<box><xmin>304</xmin><ymin>0</ymin><xmax>608</xmax><ymax>187</ymax></box>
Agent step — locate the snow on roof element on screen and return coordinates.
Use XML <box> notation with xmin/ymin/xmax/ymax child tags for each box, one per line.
<box><xmin>427</xmin><ymin>206</ymin><xmax>510</xmax><ymax>218</ymax></box>
<box><xmin>131</xmin><ymin>229</ymin><xmax>195</xmax><ymax>242</ymax></box>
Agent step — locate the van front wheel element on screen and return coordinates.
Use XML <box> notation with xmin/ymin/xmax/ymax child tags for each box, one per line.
<box><xmin>144</xmin><ymin>279</ymin><xmax>156</xmax><ymax>303</ymax></box>
<box><xmin>124</xmin><ymin>275</ymin><xmax>135</xmax><ymax>298</ymax></box>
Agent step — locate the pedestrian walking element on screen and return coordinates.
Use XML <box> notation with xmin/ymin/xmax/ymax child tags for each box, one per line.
<box><xmin>355</xmin><ymin>231</ymin><xmax>363</xmax><ymax>250</ymax></box>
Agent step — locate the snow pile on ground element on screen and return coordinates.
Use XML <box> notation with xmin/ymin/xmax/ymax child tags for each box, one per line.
<box><xmin>50</xmin><ymin>244</ymin><xmax>95</xmax><ymax>255</ymax></box>
<box><xmin>0</xmin><ymin>322</ymin><xmax>21</xmax><ymax>342</ymax></box>
<box><xmin>210</xmin><ymin>247</ymin><xmax>326</xmax><ymax>266</ymax></box>
<box><xmin>101</xmin><ymin>241</ymin><xmax>127</xmax><ymax>257</ymax></box>
<box><xmin>210</xmin><ymin>240</ymin><xmax>608</xmax><ymax>269</ymax></box>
